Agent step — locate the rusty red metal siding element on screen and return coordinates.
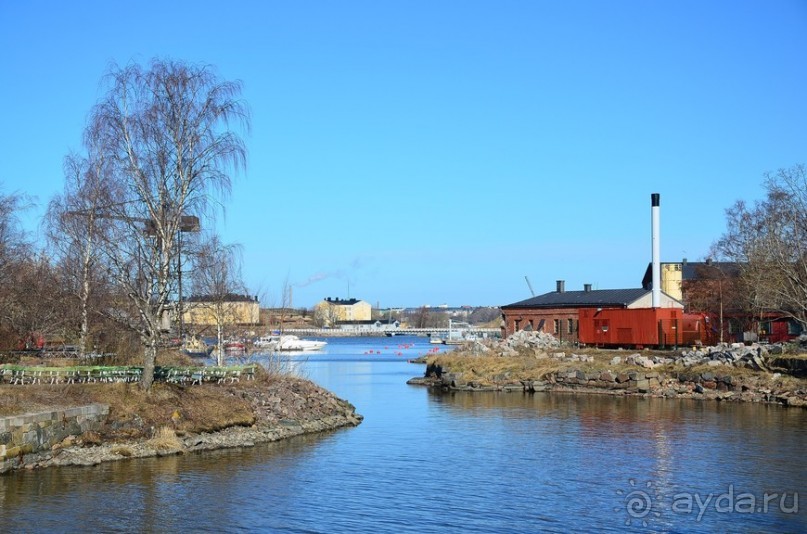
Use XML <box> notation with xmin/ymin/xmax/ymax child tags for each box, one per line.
<box><xmin>578</xmin><ymin>308</ymin><xmax>707</xmax><ymax>347</ymax></box>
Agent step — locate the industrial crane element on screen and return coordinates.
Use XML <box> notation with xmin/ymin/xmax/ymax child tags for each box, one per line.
<box><xmin>524</xmin><ymin>276</ymin><xmax>535</xmax><ymax>297</ymax></box>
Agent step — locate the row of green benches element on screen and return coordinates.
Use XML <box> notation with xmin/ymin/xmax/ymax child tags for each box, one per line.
<box><xmin>0</xmin><ymin>365</ymin><xmax>256</xmax><ymax>385</ymax></box>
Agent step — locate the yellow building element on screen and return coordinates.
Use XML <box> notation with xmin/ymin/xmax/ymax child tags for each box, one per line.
<box><xmin>313</xmin><ymin>298</ymin><xmax>372</xmax><ymax>326</ymax></box>
<box><xmin>641</xmin><ymin>260</ymin><xmax>741</xmax><ymax>304</ymax></box>
<box><xmin>661</xmin><ymin>263</ymin><xmax>684</xmax><ymax>301</ymax></box>
<box><xmin>182</xmin><ymin>295</ymin><xmax>260</xmax><ymax>326</ymax></box>
<box><xmin>641</xmin><ymin>261</ymin><xmax>685</xmax><ymax>300</ymax></box>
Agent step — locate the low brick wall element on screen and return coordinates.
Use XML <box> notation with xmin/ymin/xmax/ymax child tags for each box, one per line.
<box><xmin>1</xmin><ymin>404</ymin><xmax>109</xmax><ymax>473</ymax></box>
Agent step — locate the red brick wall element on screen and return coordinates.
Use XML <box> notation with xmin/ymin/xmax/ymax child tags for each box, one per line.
<box><xmin>501</xmin><ymin>308</ymin><xmax>580</xmax><ymax>343</ymax></box>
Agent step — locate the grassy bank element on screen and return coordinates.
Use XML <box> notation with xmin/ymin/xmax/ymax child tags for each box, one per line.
<box><xmin>1</xmin><ymin>352</ymin><xmax>363</xmax><ymax>473</ymax></box>
<box><xmin>0</xmin><ymin>365</ymin><xmax>359</xmax><ymax>440</ymax></box>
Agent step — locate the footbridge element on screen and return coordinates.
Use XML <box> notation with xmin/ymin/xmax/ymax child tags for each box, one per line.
<box><xmin>280</xmin><ymin>327</ymin><xmax>501</xmax><ymax>338</ymax></box>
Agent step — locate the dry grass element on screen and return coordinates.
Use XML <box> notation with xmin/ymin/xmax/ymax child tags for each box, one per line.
<box><xmin>431</xmin><ymin>347</ymin><xmax>807</xmax><ymax>389</ymax></box>
<box><xmin>429</xmin><ymin>354</ymin><xmax>567</xmax><ymax>382</ymax></box>
<box><xmin>148</xmin><ymin>426</ymin><xmax>184</xmax><ymax>452</ymax></box>
<box><xmin>0</xmin><ymin>384</ymin><xmax>96</xmax><ymax>416</ymax></box>
<box><xmin>156</xmin><ymin>349</ymin><xmax>198</xmax><ymax>367</ymax></box>
<box><xmin>95</xmin><ymin>380</ymin><xmax>257</xmax><ymax>437</ymax></box>
<box><xmin>0</xmin><ymin>373</ymin><xmax>262</xmax><ymax>438</ymax></box>
<box><xmin>780</xmin><ymin>352</ymin><xmax>807</xmax><ymax>360</ymax></box>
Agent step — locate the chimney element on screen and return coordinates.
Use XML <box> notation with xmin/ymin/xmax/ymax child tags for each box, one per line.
<box><xmin>556</xmin><ymin>280</ymin><xmax>565</xmax><ymax>293</ymax></box>
<box><xmin>584</xmin><ymin>284</ymin><xmax>592</xmax><ymax>292</ymax></box>
<box><xmin>651</xmin><ymin>193</ymin><xmax>661</xmax><ymax>308</ymax></box>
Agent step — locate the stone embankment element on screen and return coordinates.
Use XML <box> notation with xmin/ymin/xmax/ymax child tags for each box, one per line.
<box><xmin>1</xmin><ymin>379</ymin><xmax>362</xmax><ymax>474</ymax></box>
<box><xmin>1</xmin><ymin>404</ymin><xmax>110</xmax><ymax>472</ymax></box>
<box><xmin>408</xmin><ymin>332</ymin><xmax>807</xmax><ymax>408</ymax></box>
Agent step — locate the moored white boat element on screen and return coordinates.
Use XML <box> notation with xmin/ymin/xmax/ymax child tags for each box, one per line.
<box><xmin>254</xmin><ymin>335</ymin><xmax>278</xmax><ymax>349</ymax></box>
<box><xmin>277</xmin><ymin>335</ymin><xmax>327</xmax><ymax>351</ymax></box>
<box><xmin>442</xmin><ymin>319</ymin><xmax>477</xmax><ymax>345</ymax></box>
<box><xmin>429</xmin><ymin>334</ymin><xmax>444</xmax><ymax>345</ymax></box>
<box><xmin>253</xmin><ymin>335</ymin><xmax>327</xmax><ymax>352</ymax></box>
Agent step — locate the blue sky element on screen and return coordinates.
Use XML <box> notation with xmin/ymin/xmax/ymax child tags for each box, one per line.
<box><xmin>1</xmin><ymin>1</ymin><xmax>806</xmax><ymax>308</ymax></box>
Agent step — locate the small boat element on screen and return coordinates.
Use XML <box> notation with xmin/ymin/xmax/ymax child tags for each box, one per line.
<box><xmin>277</xmin><ymin>335</ymin><xmax>327</xmax><ymax>352</ymax></box>
<box><xmin>442</xmin><ymin>320</ymin><xmax>477</xmax><ymax>345</ymax></box>
<box><xmin>429</xmin><ymin>334</ymin><xmax>444</xmax><ymax>345</ymax></box>
<box><xmin>181</xmin><ymin>337</ymin><xmax>213</xmax><ymax>358</ymax></box>
<box><xmin>253</xmin><ymin>335</ymin><xmax>278</xmax><ymax>349</ymax></box>
<box><xmin>252</xmin><ymin>335</ymin><xmax>327</xmax><ymax>352</ymax></box>
<box><xmin>224</xmin><ymin>340</ymin><xmax>245</xmax><ymax>352</ymax></box>
<box><xmin>279</xmin><ymin>335</ymin><xmax>327</xmax><ymax>351</ymax></box>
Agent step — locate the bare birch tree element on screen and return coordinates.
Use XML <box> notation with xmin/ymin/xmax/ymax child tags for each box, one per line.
<box><xmin>714</xmin><ymin>164</ymin><xmax>807</xmax><ymax>330</ymax></box>
<box><xmin>45</xmin><ymin>150</ymin><xmax>114</xmax><ymax>357</ymax></box>
<box><xmin>84</xmin><ymin>59</ymin><xmax>249</xmax><ymax>389</ymax></box>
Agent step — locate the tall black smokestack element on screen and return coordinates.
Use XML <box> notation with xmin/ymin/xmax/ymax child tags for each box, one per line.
<box><xmin>651</xmin><ymin>193</ymin><xmax>661</xmax><ymax>308</ymax></box>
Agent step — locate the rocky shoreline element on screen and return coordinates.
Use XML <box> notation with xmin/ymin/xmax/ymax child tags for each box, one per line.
<box><xmin>408</xmin><ymin>368</ymin><xmax>807</xmax><ymax>407</ymax></box>
<box><xmin>3</xmin><ymin>377</ymin><xmax>363</xmax><ymax>473</ymax></box>
<box><xmin>408</xmin><ymin>332</ymin><xmax>807</xmax><ymax>408</ymax></box>
<box><xmin>23</xmin><ymin>412</ymin><xmax>361</xmax><ymax>471</ymax></box>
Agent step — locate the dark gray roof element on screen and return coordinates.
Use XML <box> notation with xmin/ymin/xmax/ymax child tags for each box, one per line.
<box><xmin>324</xmin><ymin>298</ymin><xmax>362</xmax><ymax>305</ymax></box>
<box><xmin>502</xmin><ymin>288</ymin><xmax>650</xmax><ymax>309</ymax></box>
<box><xmin>187</xmin><ymin>294</ymin><xmax>256</xmax><ymax>303</ymax></box>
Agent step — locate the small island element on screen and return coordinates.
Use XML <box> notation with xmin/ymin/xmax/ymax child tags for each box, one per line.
<box><xmin>409</xmin><ymin>331</ymin><xmax>807</xmax><ymax>407</ymax></box>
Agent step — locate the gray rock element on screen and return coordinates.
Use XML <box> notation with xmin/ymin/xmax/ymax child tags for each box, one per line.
<box><xmin>637</xmin><ymin>356</ymin><xmax>656</xmax><ymax>369</ymax></box>
<box><xmin>599</xmin><ymin>371</ymin><xmax>616</xmax><ymax>382</ymax></box>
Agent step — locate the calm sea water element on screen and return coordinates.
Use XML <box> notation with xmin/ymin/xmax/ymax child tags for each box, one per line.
<box><xmin>1</xmin><ymin>336</ymin><xmax>805</xmax><ymax>533</ymax></box>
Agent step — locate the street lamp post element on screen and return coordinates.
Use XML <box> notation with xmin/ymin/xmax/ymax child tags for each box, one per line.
<box><xmin>177</xmin><ymin>215</ymin><xmax>200</xmax><ymax>339</ymax></box>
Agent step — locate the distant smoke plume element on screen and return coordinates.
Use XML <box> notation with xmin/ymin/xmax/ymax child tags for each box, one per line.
<box><xmin>294</xmin><ymin>270</ymin><xmax>345</xmax><ymax>288</ymax></box>
<box><xmin>294</xmin><ymin>256</ymin><xmax>373</xmax><ymax>290</ymax></box>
